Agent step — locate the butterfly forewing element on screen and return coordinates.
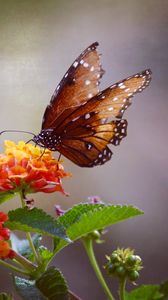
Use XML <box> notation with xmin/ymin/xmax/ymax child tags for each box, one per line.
<box><xmin>52</xmin><ymin>69</ymin><xmax>151</xmax><ymax>135</ymax></box>
<box><xmin>42</xmin><ymin>42</ymin><xmax>104</xmax><ymax>129</ymax></box>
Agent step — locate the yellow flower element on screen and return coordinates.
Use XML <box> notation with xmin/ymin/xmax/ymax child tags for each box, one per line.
<box><xmin>0</xmin><ymin>140</ymin><xmax>70</xmax><ymax>194</ymax></box>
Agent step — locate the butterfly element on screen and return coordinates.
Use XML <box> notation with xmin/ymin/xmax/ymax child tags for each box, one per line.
<box><xmin>32</xmin><ymin>42</ymin><xmax>152</xmax><ymax>167</ymax></box>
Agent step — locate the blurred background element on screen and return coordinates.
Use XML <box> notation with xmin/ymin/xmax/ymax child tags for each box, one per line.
<box><xmin>0</xmin><ymin>0</ymin><xmax>168</xmax><ymax>299</ymax></box>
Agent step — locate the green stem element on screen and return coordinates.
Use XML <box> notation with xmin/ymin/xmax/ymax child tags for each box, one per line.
<box><xmin>83</xmin><ymin>238</ymin><xmax>115</xmax><ymax>300</ymax></box>
<box><xmin>0</xmin><ymin>259</ymin><xmax>29</xmax><ymax>276</ymax></box>
<box><xmin>119</xmin><ymin>278</ymin><xmax>126</xmax><ymax>300</ymax></box>
<box><xmin>14</xmin><ymin>252</ymin><xmax>36</xmax><ymax>272</ymax></box>
<box><xmin>19</xmin><ymin>191</ymin><xmax>41</xmax><ymax>265</ymax></box>
<box><xmin>26</xmin><ymin>232</ymin><xmax>41</xmax><ymax>264</ymax></box>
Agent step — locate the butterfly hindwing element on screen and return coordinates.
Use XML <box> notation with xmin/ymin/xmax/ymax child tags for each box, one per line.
<box><xmin>57</xmin><ymin>120</ymin><xmax>127</xmax><ymax>167</ymax></box>
<box><xmin>42</xmin><ymin>42</ymin><xmax>104</xmax><ymax>129</ymax></box>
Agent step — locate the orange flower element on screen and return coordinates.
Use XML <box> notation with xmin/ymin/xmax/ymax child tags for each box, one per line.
<box><xmin>0</xmin><ymin>141</ymin><xmax>70</xmax><ymax>195</ymax></box>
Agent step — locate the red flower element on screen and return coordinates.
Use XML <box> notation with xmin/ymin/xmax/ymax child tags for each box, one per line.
<box><xmin>0</xmin><ymin>211</ymin><xmax>15</xmax><ymax>259</ymax></box>
<box><xmin>0</xmin><ymin>141</ymin><xmax>71</xmax><ymax>195</ymax></box>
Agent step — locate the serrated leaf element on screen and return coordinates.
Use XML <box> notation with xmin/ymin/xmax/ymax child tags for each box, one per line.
<box><xmin>0</xmin><ymin>192</ymin><xmax>16</xmax><ymax>204</ymax></box>
<box><xmin>125</xmin><ymin>285</ymin><xmax>163</xmax><ymax>300</ymax></box>
<box><xmin>14</xmin><ymin>276</ymin><xmax>45</xmax><ymax>300</ymax></box>
<box><xmin>0</xmin><ymin>293</ymin><xmax>13</xmax><ymax>300</ymax></box>
<box><xmin>55</xmin><ymin>204</ymin><xmax>143</xmax><ymax>253</ymax></box>
<box><xmin>59</xmin><ymin>203</ymin><xmax>105</xmax><ymax>229</ymax></box>
<box><xmin>6</xmin><ymin>207</ymin><xmax>69</xmax><ymax>242</ymax></box>
<box><xmin>36</xmin><ymin>267</ymin><xmax>69</xmax><ymax>300</ymax></box>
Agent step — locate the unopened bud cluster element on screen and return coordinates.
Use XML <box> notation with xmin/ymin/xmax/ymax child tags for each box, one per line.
<box><xmin>105</xmin><ymin>248</ymin><xmax>142</xmax><ymax>281</ymax></box>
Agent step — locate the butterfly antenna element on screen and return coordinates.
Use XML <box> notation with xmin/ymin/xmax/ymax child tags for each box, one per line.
<box><xmin>0</xmin><ymin>130</ymin><xmax>36</xmax><ymax>137</ymax></box>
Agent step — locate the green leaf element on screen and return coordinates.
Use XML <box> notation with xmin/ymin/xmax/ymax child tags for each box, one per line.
<box><xmin>55</xmin><ymin>203</ymin><xmax>143</xmax><ymax>253</ymax></box>
<box><xmin>6</xmin><ymin>207</ymin><xmax>70</xmax><ymax>242</ymax></box>
<box><xmin>0</xmin><ymin>293</ymin><xmax>13</xmax><ymax>300</ymax></box>
<box><xmin>159</xmin><ymin>281</ymin><xmax>168</xmax><ymax>299</ymax></box>
<box><xmin>13</xmin><ymin>276</ymin><xmax>45</xmax><ymax>300</ymax></box>
<box><xmin>125</xmin><ymin>285</ymin><xmax>163</xmax><ymax>300</ymax></box>
<box><xmin>11</xmin><ymin>233</ymin><xmax>42</xmax><ymax>259</ymax></box>
<box><xmin>36</xmin><ymin>267</ymin><xmax>69</xmax><ymax>300</ymax></box>
<box><xmin>39</xmin><ymin>246</ymin><xmax>53</xmax><ymax>265</ymax></box>
<box><xmin>0</xmin><ymin>192</ymin><xmax>16</xmax><ymax>204</ymax></box>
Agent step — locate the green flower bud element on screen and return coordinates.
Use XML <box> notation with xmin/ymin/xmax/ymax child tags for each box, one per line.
<box><xmin>105</xmin><ymin>262</ymin><xmax>116</xmax><ymax>275</ymax></box>
<box><xmin>128</xmin><ymin>270</ymin><xmax>140</xmax><ymax>281</ymax></box>
<box><xmin>134</xmin><ymin>255</ymin><xmax>142</xmax><ymax>263</ymax></box>
<box><xmin>116</xmin><ymin>266</ymin><xmax>126</xmax><ymax>277</ymax></box>
<box><xmin>126</xmin><ymin>255</ymin><xmax>137</xmax><ymax>266</ymax></box>
<box><xmin>91</xmin><ymin>230</ymin><xmax>101</xmax><ymax>240</ymax></box>
<box><xmin>105</xmin><ymin>248</ymin><xmax>142</xmax><ymax>281</ymax></box>
<box><xmin>111</xmin><ymin>253</ymin><xmax>120</xmax><ymax>263</ymax></box>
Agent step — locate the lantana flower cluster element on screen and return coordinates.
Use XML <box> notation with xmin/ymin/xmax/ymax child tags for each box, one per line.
<box><xmin>0</xmin><ymin>212</ymin><xmax>15</xmax><ymax>259</ymax></box>
<box><xmin>0</xmin><ymin>141</ymin><xmax>70</xmax><ymax>195</ymax></box>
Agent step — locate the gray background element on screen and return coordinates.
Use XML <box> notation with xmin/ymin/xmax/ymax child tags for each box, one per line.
<box><xmin>0</xmin><ymin>0</ymin><xmax>168</xmax><ymax>299</ymax></box>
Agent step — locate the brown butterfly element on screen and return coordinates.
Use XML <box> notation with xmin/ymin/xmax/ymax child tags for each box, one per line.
<box><xmin>32</xmin><ymin>42</ymin><xmax>151</xmax><ymax>167</ymax></box>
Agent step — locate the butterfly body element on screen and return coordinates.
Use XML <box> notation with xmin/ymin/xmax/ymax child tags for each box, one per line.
<box><xmin>33</xmin><ymin>129</ymin><xmax>61</xmax><ymax>151</ymax></box>
<box><xmin>33</xmin><ymin>42</ymin><xmax>152</xmax><ymax>167</ymax></box>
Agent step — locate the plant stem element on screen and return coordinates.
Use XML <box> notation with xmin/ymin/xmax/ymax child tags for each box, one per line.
<box><xmin>19</xmin><ymin>191</ymin><xmax>41</xmax><ymax>265</ymax></box>
<box><xmin>14</xmin><ymin>252</ymin><xmax>36</xmax><ymax>272</ymax></box>
<box><xmin>0</xmin><ymin>259</ymin><xmax>29</xmax><ymax>276</ymax></box>
<box><xmin>26</xmin><ymin>232</ymin><xmax>41</xmax><ymax>264</ymax></box>
<box><xmin>83</xmin><ymin>238</ymin><xmax>115</xmax><ymax>300</ymax></box>
<box><xmin>119</xmin><ymin>278</ymin><xmax>126</xmax><ymax>300</ymax></box>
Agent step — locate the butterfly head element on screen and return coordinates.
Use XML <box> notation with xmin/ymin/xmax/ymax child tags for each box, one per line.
<box><xmin>33</xmin><ymin>129</ymin><xmax>61</xmax><ymax>151</ymax></box>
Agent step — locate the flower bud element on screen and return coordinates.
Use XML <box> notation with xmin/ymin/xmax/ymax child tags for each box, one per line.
<box><xmin>128</xmin><ymin>270</ymin><xmax>140</xmax><ymax>281</ymax></box>
<box><xmin>105</xmin><ymin>248</ymin><xmax>142</xmax><ymax>282</ymax></box>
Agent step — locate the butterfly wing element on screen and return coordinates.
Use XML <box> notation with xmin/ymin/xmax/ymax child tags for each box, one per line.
<box><xmin>42</xmin><ymin>42</ymin><xmax>104</xmax><ymax>129</ymax></box>
<box><xmin>57</xmin><ymin>120</ymin><xmax>127</xmax><ymax>167</ymax></box>
<box><xmin>52</xmin><ymin>69</ymin><xmax>151</xmax><ymax>134</ymax></box>
<box><xmin>53</xmin><ymin>69</ymin><xmax>151</xmax><ymax>167</ymax></box>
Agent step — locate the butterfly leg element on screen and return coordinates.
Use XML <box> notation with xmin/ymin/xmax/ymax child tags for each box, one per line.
<box><xmin>56</xmin><ymin>153</ymin><xmax>62</xmax><ymax>170</ymax></box>
<box><xmin>25</xmin><ymin>138</ymin><xmax>33</xmax><ymax>144</ymax></box>
<box><xmin>38</xmin><ymin>148</ymin><xmax>46</xmax><ymax>160</ymax></box>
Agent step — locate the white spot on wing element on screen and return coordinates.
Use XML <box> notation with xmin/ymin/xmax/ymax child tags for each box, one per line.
<box><xmin>85</xmin><ymin>113</ymin><xmax>91</xmax><ymax>119</ymax></box>
<box><xmin>88</xmin><ymin>93</ymin><xmax>93</xmax><ymax>99</ymax></box>
<box><xmin>90</xmin><ymin>66</ymin><xmax>94</xmax><ymax>71</ymax></box>
<box><xmin>83</xmin><ymin>62</ymin><xmax>89</xmax><ymax>68</ymax></box>
<box><xmin>85</xmin><ymin>80</ymin><xmax>91</xmax><ymax>85</ymax></box>
<box><xmin>120</xmin><ymin>85</ymin><xmax>126</xmax><ymax>89</ymax></box>
<box><xmin>73</xmin><ymin>61</ymin><xmax>78</xmax><ymax>68</ymax></box>
<box><xmin>110</xmin><ymin>84</ymin><xmax>116</xmax><ymax>89</ymax></box>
